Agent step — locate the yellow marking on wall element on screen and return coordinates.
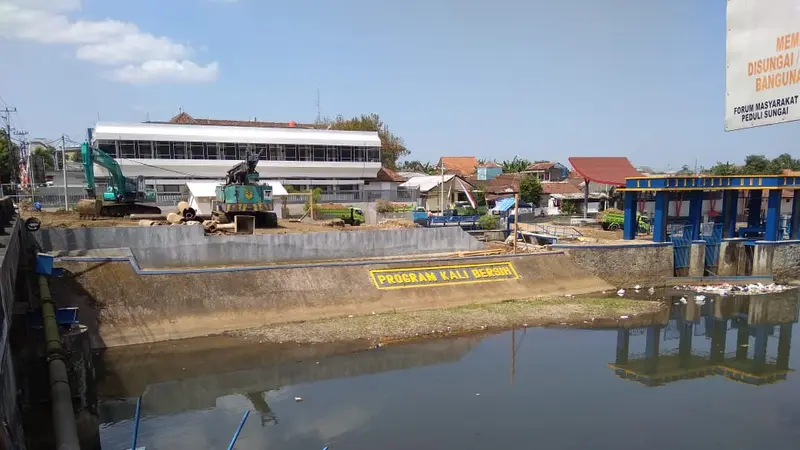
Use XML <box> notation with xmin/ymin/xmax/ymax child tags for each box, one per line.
<box><xmin>369</xmin><ymin>262</ymin><xmax>520</xmax><ymax>290</ymax></box>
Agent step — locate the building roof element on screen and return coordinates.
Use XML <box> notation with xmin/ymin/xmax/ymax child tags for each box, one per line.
<box><xmin>525</xmin><ymin>162</ymin><xmax>554</xmax><ymax>171</ymax></box>
<box><xmin>397</xmin><ymin>171</ymin><xmax>428</xmax><ymax>179</ymax></box>
<box><xmin>166</xmin><ymin>112</ymin><xmax>321</xmax><ymax>130</ymax></box>
<box><xmin>92</xmin><ymin>121</ymin><xmax>381</xmax><ymax>147</ymax></box>
<box><xmin>399</xmin><ymin>174</ymin><xmax>475</xmax><ymax>193</ymax></box>
<box><xmin>541</xmin><ymin>182</ymin><xmax>581</xmax><ymax>195</ymax></box>
<box><xmin>375</xmin><ymin>167</ymin><xmax>406</xmax><ymax>182</ymax></box>
<box><xmin>568</xmin><ymin>157</ymin><xmax>642</xmax><ymax>187</ymax></box>
<box><xmin>437</xmin><ymin>156</ymin><xmax>479</xmax><ymax>176</ymax></box>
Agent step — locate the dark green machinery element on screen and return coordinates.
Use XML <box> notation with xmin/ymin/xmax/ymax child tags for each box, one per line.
<box><xmin>76</xmin><ymin>142</ymin><xmax>161</xmax><ymax>217</ymax></box>
<box><xmin>213</xmin><ymin>152</ymin><xmax>278</xmax><ymax>227</ymax></box>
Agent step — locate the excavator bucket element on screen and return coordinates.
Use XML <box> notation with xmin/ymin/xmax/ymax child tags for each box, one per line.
<box><xmin>76</xmin><ymin>199</ymin><xmax>102</xmax><ymax>219</ymax></box>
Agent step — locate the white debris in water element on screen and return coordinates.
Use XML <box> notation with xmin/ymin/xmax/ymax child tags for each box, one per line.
<box><xmin>694</xmin><ymin>294</ymin><xmax>706</xmax><ymax>305</ymax></box>
<box><xmin>294</xmin><ymin>396</ymin><xmax>303</xmax><ymax>402</ymax></box>
<box><xmin>634</xmin><ymin>285</ymin><xmax>641</xmax><ymax>291</ymax></box>
<box><xmin>676</xmin><ymin>283</ymin><xmax>794</xmax><ymax>296</ymax></box>
<box><xmin>620</xmin><ymin>315</ymin><xmax>629</xmax><ymax>319</ymax></box>
<box><xmin>617</xmin><ymin>289</ymin><xmax>626</xmax><ymax>296</ymax></box>
<box><xmin>648</xmin><ymin>287</ymin><xmax>655</xmax><ymax>295</ymax></box>
<box><xmin>679</xmin><ymin>296</ymin><xmax>688</xmax><ymax>304</ymax></box>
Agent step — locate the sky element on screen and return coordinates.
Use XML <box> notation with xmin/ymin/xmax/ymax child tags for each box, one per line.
<box><xmin>0</xmin><ymin>0</ymin><xmax>796</xmax><ymax>170</ymax></box>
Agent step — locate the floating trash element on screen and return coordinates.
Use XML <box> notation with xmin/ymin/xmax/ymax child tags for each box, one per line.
<box><xmin>675</xmin><ymin>283</ymin><xmax>793</xmax><ymax>296</ymax></box>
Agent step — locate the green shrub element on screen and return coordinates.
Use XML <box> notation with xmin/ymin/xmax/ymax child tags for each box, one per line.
<box><xmin>478</xmin><ymin>214</ymin><xmax>500</xmax><ymax>230</ymax></box>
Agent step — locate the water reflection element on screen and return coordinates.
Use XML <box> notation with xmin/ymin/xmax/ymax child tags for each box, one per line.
<box><xmin>610</xmin><ymin>292</ymin><xmax>798</xmax><ymax>386</ymax></box>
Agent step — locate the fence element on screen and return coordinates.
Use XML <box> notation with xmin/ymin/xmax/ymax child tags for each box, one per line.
<box><xmin>284</xmin><ymin>189</ymin><xmax>419</xmax><ymax>205</ymax></box>
<box><xmin>10</xmin><ymin>193</ymin><xmax>184</xmax><ymax>209</ymax></box>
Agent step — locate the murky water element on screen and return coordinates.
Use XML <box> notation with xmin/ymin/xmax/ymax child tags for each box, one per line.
<box><xmin>96</xmin><ymin>292</ymin><xmax>800</xmax><ymax>450</ymax></box>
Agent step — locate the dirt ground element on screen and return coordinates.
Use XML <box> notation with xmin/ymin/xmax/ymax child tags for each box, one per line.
<box><xmin>24</xmin><ymin>210</ymin><xmax>419</xmax><ymax>233</ymax></box>
<box><xmin>234</xmin><ymin>296</ymin><xmax>666</xmax><ymax>344</ymax></box>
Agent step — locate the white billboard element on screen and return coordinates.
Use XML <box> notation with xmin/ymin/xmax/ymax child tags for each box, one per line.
<box><xmin>726</xmin><ymin>0</ymin><xmax>800</xmax><ymax>131</ymax></box>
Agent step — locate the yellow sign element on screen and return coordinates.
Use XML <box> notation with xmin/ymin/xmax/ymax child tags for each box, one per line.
<box><xmin>369</xmin><ymin>262</ymin><xmax>519</xmax><ymax>290</ymax></box>
<box><xmin>243</xmin><ymin>189</ymin><xmax>254</xmax><ymax>200</ymax></box>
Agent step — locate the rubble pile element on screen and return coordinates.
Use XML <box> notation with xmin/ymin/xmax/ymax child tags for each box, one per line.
<box><xmin>675</xmin><ymin>283</ymin><xmax>794</xmax><ymax>296</ymax></box>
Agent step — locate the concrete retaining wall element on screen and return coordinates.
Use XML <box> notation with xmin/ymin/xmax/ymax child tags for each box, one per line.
<box><xmin>0</xmin><ymin>199</ymin><xmax>27</xmax><ymax>450</ymax></box>
<box><xmin>754</xmin><ymin>240</ymin><xmax>800</xmax><ymax>283</ymax></box>
<box><xmin>36</xmin><ymin>225</ymin><xmax>485</xmax><ymax>267</ymax></box>
<box><xmin>51</xmin><ymin>252</ymin><xmax>613</xmax><ymax>348</ymax></box>
<box><xmin>550</xmin><ymin>242</ymin><xmax>674</xmax><ymax>288</ymax></box>
<box><xmin>35</xmin><ymin>224</ymin><xmax>206</xmax><ymax>252</ymax></box>
<box><xmin>132</xmin><ymin>227</ymin><xmax>485</xmax><ymax>268</ymax></box>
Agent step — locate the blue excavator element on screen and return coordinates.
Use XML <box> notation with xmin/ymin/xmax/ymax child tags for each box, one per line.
<box><xmin>76</xmin><ymin>142</ymin><xmax>162</xmax><ymax>218</ymax></box>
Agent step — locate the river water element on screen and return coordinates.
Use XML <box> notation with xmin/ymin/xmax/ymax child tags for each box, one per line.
<box><xmin>96</xmin><ymin>292</ymin><xmax>800</xmax><ymax>449</ymax></box>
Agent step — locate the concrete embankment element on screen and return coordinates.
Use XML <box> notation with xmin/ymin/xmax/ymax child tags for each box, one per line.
<box><xmin>51</xmin><ymin>251</ymin><xmax>615</xmax><ymax>348</ymax></box>
<box><xmin>37</xmin><ymin>225</ymin><xmax>484</xmax><ymax>267</ymax></box>
<box><xmin>551</xmin><ymin>242</ymin><xmax>674</xmax><ymax>287</ymax></box>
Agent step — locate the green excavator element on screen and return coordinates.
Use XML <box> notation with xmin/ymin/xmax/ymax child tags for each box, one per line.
<box><xmin>76</xmin><ymin>142</ymin><xmax>162</xmax><ymax>218</ymax></box>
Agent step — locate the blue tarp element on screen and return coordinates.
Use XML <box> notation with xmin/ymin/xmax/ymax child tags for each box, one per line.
<box><xmin>493</xmin><ymin>197</ymin><xmax>533</xmax><ymax>212</ymax></box>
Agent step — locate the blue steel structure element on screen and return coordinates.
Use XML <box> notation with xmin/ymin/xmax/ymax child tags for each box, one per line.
<box><xmin>620</xmin><ymin>175</ymin><xmax>800</xmax><ymax>243</ymax></box>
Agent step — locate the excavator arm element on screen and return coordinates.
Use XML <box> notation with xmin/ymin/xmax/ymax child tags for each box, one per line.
<box><xmin>81</xmin><ymin>142</ymin><xmax>146</xmax><ymax>202</ymax></box>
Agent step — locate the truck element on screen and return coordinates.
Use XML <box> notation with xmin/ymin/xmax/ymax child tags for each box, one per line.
<box><xmin>212</xmin><ymin>152</ymin><xmax>278</xmax><ymax>227</ymax></box>
<box><xmin>602</xmin><ymin>211</ymin><xmax>650</xmax><ymax>233</ymax></box>
<box><xmin>317</xmin><ymin>206</ymin><xmax>365</xmax><ymax>225</ymax></box>
<box><xmin>76</xmin><ymin>142</ymin><xmax>162</xmax><ymax>218</ymax></box>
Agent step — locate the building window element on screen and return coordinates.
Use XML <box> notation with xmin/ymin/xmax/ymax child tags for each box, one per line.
<box><xmin>156</xmin><ymin>142</ymin><xmax>171</xmax><ymax>159</ymax></box>
<box><xmin>367</xmin><ymin>147</ymin><xmax>380</xmax><ymax>162</ymax></box>
<box><xmin>221</xmin><ymin>143</ymin><xmax>236</xmax><ymax>160</ymax></box>
<box><xmin>173</xmin><ymin>142</ymin><xmax>188</xmax><ymax>159</ymax></box>
<box><xmin>340</xmin><ymin>146</ymin><xmax>353</xmax><ymax>162</ymax></box>
<box><xmin>268</xmin><ymin>144</ymin><xmax>282</xmax><ymax>161</ymax></box>
<box><xmin>138</xmin><ymin>142</ymin><xmax>154</xmax><ymax>159</ymax></box>
<box><xmin>285</xmin><ymin>145</ymin><xmax>297</xmax><ymax>161</ymax></box>
<box><xmin>119</xmin><ymin>141</ymin><xmax>136</xmax><ymax>158</ymax></box>
<box><xmin>354</xmin><ymin>147</ymin><xmax>365</xmax><ymax>162</ymax></box>
<box><xmin>313</xmin><ymin>146</ymin><xmax>325</xmax><ymax>161</ymax></box>
<box><xmin>206</xmin><ymin>143</ymin><xmax>219</xmax><ymax>159</ymax></box>
<box><xmin>157</xmin><ymin>184</ymin><xmax>181</xmax><ymax>193</ymax></box>
<box><xmin>326</xmin><ymin>146</ymin><xmax>338</xmax><ymax>162</ymax></box>
<box><xmin>98</xmin><ymin>141</ymin><xmax>116</xmax><ymax>156</ymax></box>
<box><xmin>190</xmin><ymin>142</ymin><xmax>204</xmax><ymax>159</ymax></box>
<box><xmin>298</xmin><ymin>145</ymin><xmax>311</xmax><ymax>161</ymax></box>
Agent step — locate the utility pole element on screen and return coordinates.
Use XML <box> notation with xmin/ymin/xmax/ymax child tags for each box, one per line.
<box><xmin>62</xmin><ymin>135</ymin><xmax>68</xmax><ymax>210</ymax></box>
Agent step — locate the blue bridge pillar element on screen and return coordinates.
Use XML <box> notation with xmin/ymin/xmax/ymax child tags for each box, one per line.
<box><xmin>722</xmin><ymin>190</ymin><xmax>739</xmax><ymax>238</ymax></box>
<box><xmin>765</xmin><ymin>190</ymin><xmax>782</xmax><ymax>241</ymax></box>
<box><xmin>790</xmin><ymin>190</ymin><xmax>800</xmax><ymax>240</ymax></box>
<box><xmin>623</xmin><ymin>191</ymin><xmax>637</xmax><ymax>240</ymax></box>
<box><xmin>688</xmin><ymin>191</ymin><xmax>703</xmax><ymax>240</ymax></box>
<box><xmin>777</xmin><ymin>324</ymin><xmax>792</xmax><ymax>371</ymax></box>
<box><xmin>652</xmin><ymin>191</ymin><xmax>668</xmax><ymax>242</ymax></box>
<box><xmin>747</xmin><ymin>190</ymin><xmax>763</xmax><ymax>227</ymax></box>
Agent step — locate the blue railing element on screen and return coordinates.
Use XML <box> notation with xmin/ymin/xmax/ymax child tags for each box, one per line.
<box><xmin>669</xmin><ymin>224</ymin><xmax>693</xmax><ymax>270</ymax></box>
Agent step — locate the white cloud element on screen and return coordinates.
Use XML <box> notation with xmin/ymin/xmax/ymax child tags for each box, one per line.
<box><xmin>109</xmin><ymin>60</ymin><xmax>219</xmax><ymax>84</ymax></box>
<box><xmin>0</xmin><ymin>0</ymin><xmax>219</xmax><ymax>84</ymax></box>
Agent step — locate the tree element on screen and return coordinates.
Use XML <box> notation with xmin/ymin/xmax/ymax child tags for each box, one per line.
<box><xmin>708</xmin><ymin>161</ymin><xmax>739</xmax><ymax>176</ymax></box>
<box><xmin>500</xmin><ymin>157</ymin><xmax>531</xmax><ymax>173</ymax></box>
<box><xmin>398</xmin><ymin>160</ymin><xmax>436</xmax><ymax>174</ymax></box>
<box><xmin>31</xmin><ymin>145</ymin><xmax>55</xmax><ymax>170</ymax></box>
<box><xmin>0</xmin><ymin>130</ymin><xmax>20</xmax><ymax>184</ymax></box>
<box><xmin>321</xmin><ymin>113</ymin><xmax>408</xmax><ymax>170</ymax></box>
<box><xmin>741</xmin><ymin>154</ymin><xmax>773</xmax><ymax>174</ymax></box>
<box><xmin>518</xmin><ymin>174</ymin><xmax>543</xmax><ymax>206</ymax></box>
<box><xmin>471</xmin><ymin>189</ymin><xmax>486</xmax><ymax>207</ymax></box>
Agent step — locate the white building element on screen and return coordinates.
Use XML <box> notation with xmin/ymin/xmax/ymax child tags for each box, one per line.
<box><xmin>89</xmin><ymin>117</ymin><xmax>383</xmax><ymax>196</ymax></box>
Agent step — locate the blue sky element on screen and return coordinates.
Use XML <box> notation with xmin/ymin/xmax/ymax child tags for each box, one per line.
<box><xmin>0</xmin><ymin>0</ymin><xmax>794</xmax><ymax>169</ymax></box>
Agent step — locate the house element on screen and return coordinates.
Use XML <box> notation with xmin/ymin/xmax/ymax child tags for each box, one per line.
<box><xmin>399</xmin><ymin>174</ymin><xmax>476</xmax><ymax>212</ymax></box>
<box><xmin>476</xmin><ymin>161</ymin><xmax>502</xmax><ymax>181</ymax></box>
<box><xmin>436</xmin><ymin>156</ymin><xmax>479</xmax><ymax>177</ymax></box>
<box><xmin>542</xmin><ymin>181</ymin><xmax>603</xmax><ymax>215</ymax></box>
<box><xmin>363</xmin><ymin>168</ymin><xmax>414</xmax><ymax>201</ymax></box>
<box><xmin>468</xmin><ymin>173</ymin><xmax>521</xmax><ymax>202</ymax></box>
<box><xmin>523</xmin><ymin>161</ymin><xmax>570</xmax><ymax>182</ymax></box>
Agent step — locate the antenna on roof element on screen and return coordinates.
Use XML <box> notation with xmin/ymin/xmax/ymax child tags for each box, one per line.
<box><xmin>316</xmin><ymin>88</ymin><xmax>321</xmax><ymax>123</ymax></box>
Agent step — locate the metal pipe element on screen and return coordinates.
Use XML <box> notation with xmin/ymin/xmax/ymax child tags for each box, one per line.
<box><xmin>38</xmin><ymin>275</ymin><xmax>81</xmax><ymax>450</ymax></box>
<box><xmin>226</xmin><ymin>410</ymin><xmax>250</xmax><ymax>450</ymax></box>
<box><xmin>131</xmin><ymin>396</ymin><xmax>142</xmax><ymax>450</ymax></box>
